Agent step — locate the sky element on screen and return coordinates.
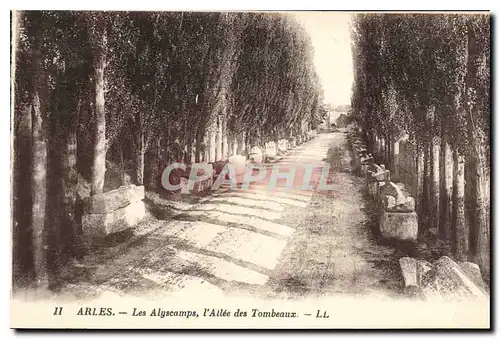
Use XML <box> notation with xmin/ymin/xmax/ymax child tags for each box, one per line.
<box><xmin>292</xmin><ymin>12</ymin><xmax>354</xmax><ymax>108</ymax></box>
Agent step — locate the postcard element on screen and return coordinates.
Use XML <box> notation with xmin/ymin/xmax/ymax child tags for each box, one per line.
<box><xmin>10</xmin><ymin>10</ymin><xmax>491</xmax><ymax>329</ymax></box>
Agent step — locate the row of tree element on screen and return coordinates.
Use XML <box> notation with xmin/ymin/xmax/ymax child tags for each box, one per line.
<box><xmin>12</xmin><ymin>11</ymin><xmax>325</xmax><ymax>288</ymax></box>
<box><xmin>350</xmin><ymin>13</ymin><xmax>490</xmax><ymax>279</ymax></box>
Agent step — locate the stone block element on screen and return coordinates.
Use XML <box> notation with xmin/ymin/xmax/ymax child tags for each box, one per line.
<box><xmin>352</xmin><ymin>140</ymin><xmax>365</xmax><ymax>148</ymax></box>
<box><xmin>399</xmin><ymin>257</ymin><xmax>488</xmax><ymax>301</ymax></box>
<box><xmin>419</xmin><ymin>256</ymin><xmax>488</xmax><ymax>301</ymax></box>
<box><xmin>383</xmin><ymin>195</ymin><xmax>415</xmax><ymax>212</ymax></box>
<box><xmin>83</xmin><ymin>184</ymin><xmax>144</xmax><ymax>214</ymax></box>
<box><xmin>379</xmin><ymin>210</ymin><xmax>418</xmax><ymax>241</ymax></box>
<box><xmin>399</xmin><ymin>257</ymin><xmax>418</xmax><ymax>288</ymax></box>
<box><xmin>376</xmin><ymin>181</ymin><xmax>387</xmax><ymax>198</ymax></box>
<box><xmin>367</xmin><ymin>181</ymin><xmax>381</xmax><ymax>198</ymax></box>
<box><xmin>249</xmin><ymin>146</ymin><xmax>264</xmax><ymax>163</ymax></box>
<box><xmin>379</xmin><ymin>181</ymin><xmax>410</xmax><ymax>198</ymax></box>
<box><xmin>180</xmin><ymin>176</ymin><xmax>213</xmax><ymax>194</ymax></box>
<box><xmin>459</xmin><ymin>262</ymin><xmax>486</xmax><ymax>290</ymax></box>
<box><xmin>360</xmin><ymin>156</ymin><xmax>374</xmax><ymax>176</ymax></box>
<box><xmin>360</xmin><ymin>154</ymin><xmax>374</xmax><ymax>165</ymax></box>
<box><xmin>277</xmin><ymin>139</ymin><xmax>289</xmax><ymax>152</ymax></box>
<box><xmin>360</xmin><ymin>163</ymin><xmax>368</xmax><ymax>176</ymax></box>
<box><xmin>367</xmin><ymin>164</ymin><xmax>390</xmax><ymax>182</ymax></box>
<box><xmin>417</xmin><ymin>259</ymin><xmax>434</xmax><ymax>284</ymax></box>
<box><xmin>228</xmin><ymin>154</ymin><xmax>247</xmax><ymax>174</ymax></box>
<box><xmin>378</xmin><ymin>181</ymin><xmax>414</xmax><ymax>212</ymax></box>
<box><xmin>82</xmin><ymin>200</ymin><xmax>146</xmax><ymax>239</ymax></box>
<box><xmin>264</xmin><ymin>141</ymin><xmax>278</xmax><ymax>159</ymax></box>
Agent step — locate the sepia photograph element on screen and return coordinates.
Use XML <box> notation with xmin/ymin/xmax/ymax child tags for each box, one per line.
<box><xmin>9</xmin><ymin>9</ymin><xmax>491</xmax><ymax>329</ymax></box>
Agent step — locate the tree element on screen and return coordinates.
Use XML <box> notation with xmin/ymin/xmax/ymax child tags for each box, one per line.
<box><xmin>350</xmin><ymin>13</ymin><xmax>490</xmax><ymax>278</ymax></box>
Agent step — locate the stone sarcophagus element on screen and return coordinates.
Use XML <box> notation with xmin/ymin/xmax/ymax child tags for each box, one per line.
<box><xmin>351</xmin><ymin>142</ymin><xmax>366</xmax><ymax>161</ymax></box>
<box><xmin>249</xmin><ymin>146</ymin><xmax>264</xmax><ymax>164</ymax></box>
<box><xmin>359</xmin><ymin>153</ymin><xmax>374</xmax><ymax>176</ymax></box>
<box><xmin>82</xmin><ymin>184</ymin><xmax>146</xmax><ymax>243</ymax></box>
<box><xmin>349</xmin><ymin>138</ymin><xmax>368</xmax><ymax>175</ymax></box>
<box><xmin>366</xmin><ymin>164</ymin><xmax>390</xmax><ymax>197</ymax></box>
<box><xmin>277</xmin><ymin>139</ymin><xmax>289</xmax><ymax>154</ymax></box>
<box><xmin>264</xmin><ymin>141</ymin><xmax>278</xmax><ymax>160</ymax></box>
<box><xmin>167</xmin><ymin>163</ymin><xmax>214</xmax><ymax>195</ymax></box>
<box><xmin>378</xmin><ymin>181</ymin><xmax>418</xmax><ymax>241</ymax></box>
<box><xmin>399</xmin><ymin>256</ymin><xmax>488</xmax><ymax>301</ymax></box>
<box><xmin>181</xmin><ymin>166</ymin><xmax>214</xmax><ymax>194</ymax></box>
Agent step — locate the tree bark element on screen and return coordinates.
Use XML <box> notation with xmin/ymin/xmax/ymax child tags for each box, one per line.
<box><xmin>91</xmin><ymin>31</ymin><xmax>107</xmax><ymax>195</ymax></box>
<box><xmin>13</xmin><ymin>104</ymin><xmax>33</xmax><ymax>285</ymax></box>
<box><xmin>464</xmin><ymin>152</ymin><xmax>476</xmax><ymax>256</ymax></box>
<box><xmin>146</xmin><ymin>138</ymin><xmax>161</xmax><ymax>189</ymax></box>
<box><xmin>438</xmin><ymin>128</ymin><xmax>453</xmax><ymax>244</ymax></box>
<box><xmin>195</xmin><ymin>135</ymin><xmax>203</xmax><ymax>163</ymax></box>
<box><xmin>452</xmin><ymin>148</ymin><xmax>467</xmax><ymax>261</ymax></box>
<box><xmin>208</xmin><ymin>123</ymin><xmax>216</xmax><ymax>162</ymax></box>
<box><xmin>231</xmin><ymin>135</ymin><xmax>238</xmax><ymax>156</ymax></box>
<box><xmin>392</xmin><ymin>138</ymin><xmax>400</xmax><ymax>179</ymax></box>
<box><xmin>237</xmin><ymin>131</ymin><xmax>246</xmax><ymax>155</ymax></box>
<box><xmin>186</xmin><ymin>141</ymin><xmax>193</xmax><ymax>164</ymax></box>
<box><xmin>31</xmin><ymin>90</ymin><xmax>48</xmax><ymax>287</ymax></box>
<box><xmin>119</xmin><ymin>141</ymin><xmax>126</xmax><ymax>185</ymax></box>
<box><xmin>215</xmin><ymin>115</ymin><xmax>223</xmax><ymax>161</ymax></box>
<box><xmin>421</xmin><ymin>140</ymin><xmax>431</xmax><ymax>233</ymax></box>
<box><xmin>222</xmin><ymin>118</ymin><xmax>229</xmax><ymax>159</ymax></box>
<box><xmin>61</xmin><ymin>96</ymin><xmax>80</xmax><ymax>258</ymax></box>
<box><xmin>430</xmin><ymin>134</ymin><xmax>440</xmax><ymax>232</ymax></box>
<box><xmin>380</xmin><ymin>136</ymin><xmax>385</xmax><ymax>162</ymax></box>
<box><xmin>416</xmin><ymin>142</ymin><xmax>425</xmax><ymax>223</ymax></box>
<box><xmin>468</xmin><ymin>132</ymin><xmax>490</xmax><ymax>278</ymax></box>
<box><xmin>135</xmin><ymin>111</ymin><xmax>144</xmax><ymax>185</ymax></box>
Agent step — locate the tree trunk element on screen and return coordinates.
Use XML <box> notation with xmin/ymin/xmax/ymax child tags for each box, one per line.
<box><xmin>430</xmin><ymin>134</ymin><xmax>440</xmax><ymax>232</ymax></box>
<box><xmin>380</xmin><ymin>136</ymin><xmax>385</xmax><ymax>162</ymax></box>
<box><xmin>186</xmin><ymin>141</ymin><xmax>193</xmax><ymax>164</ymax></box>
<box><xmin>61</xmin><ymin>97</ymin><xmax>80</xmax><ymax>258</ymax></box>
<box><xmin>421</xmin><ymin>140</ymin><xmax>431</xmax><ymax>233</ymax></box>
<box><xmin>452</xmin><ymin>148</ymin><xmax>467</xmax><ymax>261</ymax></box>
<box><xmin>119</xmin><ymin>141</ymin><xmax>126</xmax><ymax>185</ymax></box>
<box><xmin>469</xmin><ymin>135</ymin><xmax>490</xmax><ymax>279</ymax></box>
<box><xmin>392</xmin><ymin>138</ymin><xmax>400</xmax><ymax>180</ymax></box>
<box><xmin>238</xmin><ymin>131</ymin><xmax>247</xmax><ymax>155</ymax></box>
<box><xmin>215</xmin><ymin>115</ymin><xmax>223</xmax><ymax>161</ymax></box>
<box><xmin>438</xmin><ymin>128</ymin><xmax>453</xmax><ymax>245</ymax></box>
<box><xmin>208</xmin><ymin>125</ymin><xmax>216</xmax><ymax>162</ymax></box>
<box><xmin>31</xmin><ymin>90</ymin><xmax>48</xmax><ymax>287</ymax></box>
<box><xmin>222</xmin><ymin>119</ymin><xmax>229</xmax><ymax>159</ymax></box>
<box><xmin>195</xmin><ymin>134</ymin><xmax>202</xmax><ymax>163</ymax></box>
<box><xmin>135</xmin><ymin>111</ymin><xmax>144</xmax><ymax>186</ymax></box>
<box><xmin>231</xmin><ymin>135</ymin><xmax>238</xmax><ymax>156</ymax></box>
<box><xmin>416</xmin><ymin>143</ymin><xmax>425</xmax><ymax>223</ymax></box>
<box><xmin>146</xmin><ymin>138</ymin><xmax>161</xmax><ymax>189</ymax></box>
<box><xmin>385</xmin><ymin>136</ymin><xmax>390</xmax><ymax>165</ymax></box>
<box><xmin>91</xmin><ymin>33</ymin><xmax>107</xmax><ymax>195</ymax></box>
<box><xmin>13</xmin><ymin>104</ymin><xmax>33</xmax><ymax>285</ymax></box>
<box><xmin>464</xmin><ymin>152</ymin><xmax>477</xmax><ymax>256</ymax></box>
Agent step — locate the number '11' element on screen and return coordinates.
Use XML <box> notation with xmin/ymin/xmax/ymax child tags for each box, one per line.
<box><xmin>53</xmin><ymin>307</ymin><xmax>63</xmax><ymax>316</ymax></box>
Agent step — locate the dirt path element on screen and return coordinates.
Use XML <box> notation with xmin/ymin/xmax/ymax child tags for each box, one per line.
<box><xmin>27</xmin><ymin>132</ymin><xmax>403</xmax><ymax>302</ymax></box>
<box><xmin>267</xmin><ymin>132</ymin><xmax>403</xmax><ymax>300</ymax></box>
